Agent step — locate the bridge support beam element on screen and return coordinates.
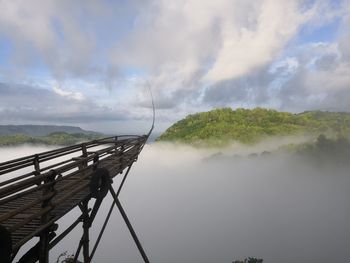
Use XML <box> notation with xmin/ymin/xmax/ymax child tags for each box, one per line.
<box><xmin>38</xmin><ymin>230</ymin><xmax>50</xmax><ymax>263</ymax></box>
<box><xmin>81</xmin><ymin>201</ymin><xmax>90</xmax><ymax>263</ymax></box>
<box><xmin>39</xmin><ymin>170</ymin><xmax>57</xmax><ymax>263</ymax></box>
<box><xmin>0</xmin><ymin>135</ymin><xmax>150</xmax><ymax>263</ymax></box>
<box><xmin>109</xmin><ymin>185</ymin><xmax>150</xmax><ymax>263</ymax></box>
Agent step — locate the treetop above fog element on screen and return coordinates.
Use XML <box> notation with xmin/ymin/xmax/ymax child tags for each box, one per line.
<box><xmin>157</xmin><ymin>107</ymin><xmax>350</xmax><ymax>147</ymax></box>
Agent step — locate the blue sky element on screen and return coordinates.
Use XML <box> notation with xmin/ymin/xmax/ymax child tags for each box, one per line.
<box><xmin>0</xmin><ymin>0</ymin><xmax>349</xmax><ymax>134</ymax></box>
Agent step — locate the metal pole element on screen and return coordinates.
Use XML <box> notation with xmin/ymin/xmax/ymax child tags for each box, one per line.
<box><xmin>88</xmin><ymin>201</ymin><xmax>114</xmax><ymax>262</ymax></box>
<box><xmin>81</xmin><ymin>201</ymin><xmax>90</xmax><ymax>263</ymax></box>
<box><xmin>109</xmin><ymin>186</ymin><xmax>150</xmax><ymax>263</ymax></box>
<box><xmin>88</xmin><ymin>164</ymin><xmax>133</xmax><ymax>262</ymax></box>
<box><xmin>49</xmin><ymin>216</ymin><xmax>83</xmax><ymax>249</ymax></box>
<box><xmin>73</xmin><ymin>240</ymin><xmax>83</xmax><ymax>263</ymax></box>
<box><xmin>38</xmin><ymin>230</ymin><xmax>50</xmax><ymax>263</ymax></box>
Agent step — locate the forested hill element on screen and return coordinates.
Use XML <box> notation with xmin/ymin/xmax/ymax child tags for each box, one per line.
<box><xmin>0</xmin><ymin>125</ymin><xmax>98</xmax><ymax>136</ymax></box>
<box><xmin>0</xmin><ymin>132</ymin><xmax>104</xmax><ymax>147</ymax></box>
<box><xmin>157</xmin><ymin>108</ymin><xmax>350</xmax><ymax>147</ymax></box>
<box><xmin>0</xmin><ymin>125</ymin><xmax>103</xmax><ymax>146</ymax></box>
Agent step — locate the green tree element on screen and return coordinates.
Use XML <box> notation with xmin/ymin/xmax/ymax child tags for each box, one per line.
<box><xmin>158</xmin><ymin>107</ymin><xmax>350</xmax><ymax>147</ymax></box>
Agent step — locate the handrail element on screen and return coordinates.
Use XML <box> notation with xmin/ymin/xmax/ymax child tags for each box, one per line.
<box><xmin>0</xmin><ymin>133</ymin><xmax>150</xmax><ymax>262</ymax></box>
<box><xmin>0</xmin><ymin>136</ymin><xmax>145</xmax><ymax>215</ymax></box>
<box><xmin>0</xmin><ymin>135</ymin><xmax>142</xmax><ymax>172</ymax></box>
<box><xmin>0</xmin><ymin>138</ymin><xmax>142</xmax><ymax>196</ymax></box>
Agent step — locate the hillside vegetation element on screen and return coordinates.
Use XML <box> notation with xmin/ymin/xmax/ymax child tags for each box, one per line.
<box><xmin>0</xmin><ymin>125</ymin><xmax>98</xmax><ymax>136</ymax></box>
<box><xmin>157</xmin><ymin>108</ymin><xmax>350</xmax><ymax>147</ymax></box>
<box><xmin>0</xmin><ymin>132</ymin><xmax>103</xmax><ymax>147</ymax></box>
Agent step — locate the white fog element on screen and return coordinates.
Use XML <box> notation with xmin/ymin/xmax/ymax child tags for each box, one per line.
<box><xmin>1</xmin><ymin>143</ymin><xmax>350</xmax><ymax>263</ymax></box>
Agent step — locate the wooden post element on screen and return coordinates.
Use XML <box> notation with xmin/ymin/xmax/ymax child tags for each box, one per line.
<box><xmin>119</xmin><ymin>144</ymin><xmax>124</xmax><ymax>173</ymax></box>
<box><xmin>33</xmin><ymin>154</ymin><xmax>41</xmax><ymax>186</ymax></box>
<box><xmin>38</xmin><ymin>232</ymin><xmax>49</xmax><ymax>263</ymax></box>
<box><xmin>78</xmin><ymin>144</ymin><xmax>88</xmax><ymax>178</ymax></box>
<box><xmin>82</xmin><ymin>144</ymin><xmax>88</xmax><ymax>161</ymax></box>
<box><xmin>33</xmin><ymin>154</ymin><xmax>40</xmax><ymax>175</ymax></box>
<box><xmin>114</xmin><ymin>136</ymin><xmax>118</xmax><ymax>156</ymax></box>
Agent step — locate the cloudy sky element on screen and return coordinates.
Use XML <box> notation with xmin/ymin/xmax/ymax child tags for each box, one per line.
<box><xmin>0</xmin><ymin>0</ymin><xmax>349</xmax><ymax>134</ymax></box>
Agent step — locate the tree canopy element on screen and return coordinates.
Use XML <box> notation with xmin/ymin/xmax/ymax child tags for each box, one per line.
<box><xmin>0</xmin><ymin>132</ymin><xmax>103</xmax><ymax>147</ymax></box>
<box><xmin>157</xmin><ymin>108</ymin><xmax>350</xmax><ymax>147</ymax></box>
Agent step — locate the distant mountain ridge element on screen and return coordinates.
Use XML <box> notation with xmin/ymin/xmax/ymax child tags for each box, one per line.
<box><xmin>157</xmin><ymin>108</ymin><xmax>350</xmax><ymax>147</ymax></box>
<box><xmin>0</xmin><ymin>125</ymin><xmax>100</xmax><ymax>136</ymax></box>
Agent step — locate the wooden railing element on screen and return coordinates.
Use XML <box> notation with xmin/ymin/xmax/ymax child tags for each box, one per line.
<box><xmin>0</xmin><ymin>135</ymin><xmax>148</xmax><ymax>262</ymax></box>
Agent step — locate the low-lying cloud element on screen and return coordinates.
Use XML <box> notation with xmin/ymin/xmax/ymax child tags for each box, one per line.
<box><xmin>2</xmin><ymin>142</ymin><xmax>349</xmax><ymax>263</ymax></box>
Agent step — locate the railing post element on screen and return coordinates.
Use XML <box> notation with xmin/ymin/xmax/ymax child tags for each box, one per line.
<box><xmin>114</xmin><ymin>136</ymin><xmax>118</xmax><ymax>156</ymax></box>
<box><xmin>33</xmin><ymin>154</ymin><xmax>41</xmax><ymax>186</ymax></box>
<box><xmin>119</xmin><ymin>144</ymin><xmax>125</xmax><ymax>173</ymax></box>
<box><xmin>93</xmin><ymin>154</ymin><xmax>99</xmax><ymax>171</ymax></box>
<box><xmin>81</xmin><ymin>143</ymin><xmax>88</xmax><ymax>167</ymax></box>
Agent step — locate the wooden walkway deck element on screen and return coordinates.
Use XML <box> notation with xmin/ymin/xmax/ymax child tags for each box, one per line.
<box><xmin>0</xmin><ymin>135</ymin><xmax>147</xmax><ymax>257</ymax></box>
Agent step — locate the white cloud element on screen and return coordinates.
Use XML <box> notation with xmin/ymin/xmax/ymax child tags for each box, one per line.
<box><xmin>114</xmin><ymin>0</ymin><xmax>311</xmax><ymax>83</ymax></box>
<box><xmin>0</xmin><ymin>0</ymin><xmax>103</xmax><ymax>79</ymax></box>
<box><xmin>0</xmin><ymin>0</ymin><xmax>349</xmax><ymax>121</ymax></box>
<box><xmin>0</xmin><ymin>0</ymin><xmax>340</xmax><ymax>88</ymax></box>
<box><xmin>269</xmin><ymin>57</ymin><xmax>299</xmax><ymax>74</ymax></box>
<box><xmin>204</xmin><ymin>0</ymin><xmax>306</xmax><ymax>82</ymax></box>
<box><xmin>109</xmin><ymin>0</ymin><xmax>326</xmax><ymax>110</ymax></box>
<box><xmin>52</xmin><ymin>86</ymin><xmax>85</xmax><ymax>101</ymax></box>
<box><xmin>306</xmin><ymin>62</ymin><xmax>350</xmax><ymax>92</ymax></box>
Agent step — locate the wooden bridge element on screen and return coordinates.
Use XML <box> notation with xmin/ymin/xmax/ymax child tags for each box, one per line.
<box><xmin>0</xmin><ymin>135</ymin><xmax>151</xmax><ymax>263</ymax></box>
